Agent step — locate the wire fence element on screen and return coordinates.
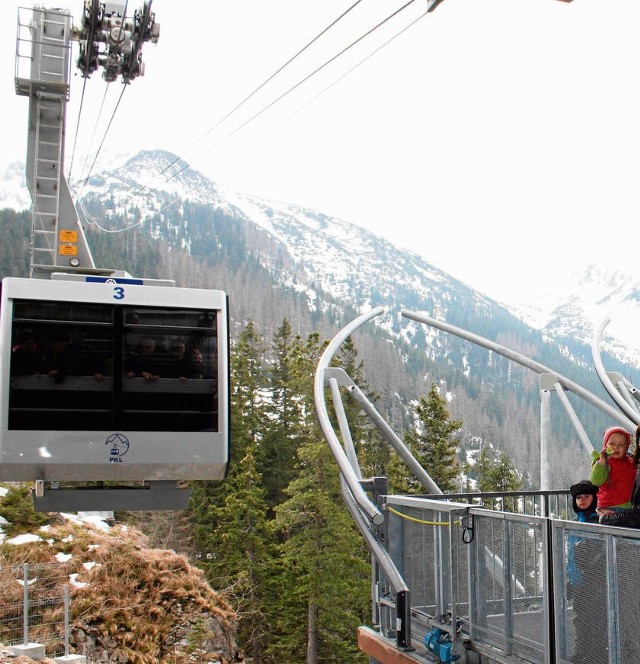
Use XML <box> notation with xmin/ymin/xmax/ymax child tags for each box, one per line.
<box><xmin>0</xmin><ymin>561</ymin><xmax>73</xmax><ymax>658</ymax></box>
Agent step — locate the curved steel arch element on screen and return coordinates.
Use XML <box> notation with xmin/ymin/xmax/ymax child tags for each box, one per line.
<box><xmin>591</xmin><ymin>317</ymin><xmax>640</xmax><ymax>426</ymax></box>
<box><xmin>402</xmin><ymin>309</ymin><xmax>633</xmax><ymax>427</ymax></box>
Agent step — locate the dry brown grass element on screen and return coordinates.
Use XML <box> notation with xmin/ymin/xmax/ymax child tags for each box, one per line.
<box><xmin>0</xmin><ymin>516</ymin><xmax>240</xmax><ymax>663</ymax></box>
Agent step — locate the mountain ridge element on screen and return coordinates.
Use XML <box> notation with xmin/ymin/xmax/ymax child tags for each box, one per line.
<box><xmin>86</xmin><ymin>150</ymin><xmax>640</xmax><ymax>369</ymax></box>
<box><xmin>2</xmin><ymin>147</ymin><xmax>637</xmax><ymax>368</ymax></box>
<box><xmin>2</xmin><ymin>149</ymin><xmax>639</xmax><ymax>488</ymax></box>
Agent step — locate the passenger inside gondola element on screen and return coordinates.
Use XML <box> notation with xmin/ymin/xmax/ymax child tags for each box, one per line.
<box><xmin>125</xmin><ymin>336</ymin><xmax>162</xmax><ymax>381</ymax></box>
<box><xmin>7</xmin><ymin>300</ymin><xmax>221</xmax><ymax>433</ymax></box>
<box><xmin>44</xmin><ymin>330</ymin><xmax>77</xmax><ymax>383</ymax></box>
<box><xmin>187</xmin><ymin>346</ymin><xmax>207</xmax><ymax>379</ymax></box>
<box><xmin>10</xmin><ymin>330</ymin><xmax>46</xmax><ymax>375</ymax></box>
<box><xmin>163</xmin><ymin>338</ymin><xmax>190</xmax><ymax>380</ymax></box>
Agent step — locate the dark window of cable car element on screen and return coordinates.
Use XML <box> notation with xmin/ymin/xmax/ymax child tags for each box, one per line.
<box><xmin>9</xmin><ymin>301</ymin><xmax>218</xmax><ymax>433</ymax></box>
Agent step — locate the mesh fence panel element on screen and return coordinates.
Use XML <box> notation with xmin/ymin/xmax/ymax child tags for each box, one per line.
<box><xmin>385</xmin><ymin>497</ymin><xmax>550</xmax><ymax>662</ymax></box>
<box><xmin>555</xmin><ymin>525</ymin><xmax>640</xmax><ymax>664</ymax></box>
<box><xmin>615</xmin><ymin>537</ymin><xmax>640</xmax><ymax>664</ymax></box>
<box><xmin>396</xmin><ymin>504</ymin><xmax>439</xmax><ymax>614</ymax></box>
<box><xmin>0</xmin><ymin>562</ymin><xmax>71</xmax><ymax>657</ymax></box>
<box><xmin>471</xmin><ymin>512</ymin><xmax>547</xmax><ymax>661</ymax></box>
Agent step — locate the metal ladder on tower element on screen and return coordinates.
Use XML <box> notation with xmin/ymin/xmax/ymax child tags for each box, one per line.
<box><xmin>29</xmin><ymin>91</ymin><xmax>64</xmax><ymax>277</ymax></box>
<box><xmin>15</xmin><ymin>6</ymin><xmax>72</xmax><ymax>278</ymax></box>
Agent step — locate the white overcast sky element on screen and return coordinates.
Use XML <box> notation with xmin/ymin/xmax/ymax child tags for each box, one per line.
<box><xmin>3</xmin><ymin>0</ymin><xmax>640</xmax><ymax>304</ymax></box>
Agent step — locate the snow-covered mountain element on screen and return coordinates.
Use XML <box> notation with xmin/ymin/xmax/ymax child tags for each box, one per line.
<box><xmin>2</xmin><ymin>149</ymin><xmax>640</xmax><ymax>371</ymax></box>
<box><xmin>506</xmin><ymin>264</ymin><xmax>640</xmax><ymax>368</ymax></box>
<box><xmin>75</xmin><ymin>150</ymin><xmax>496</xmax><ymax>340</ymax></box>
<box><xmin>4</xmin><ymin>149</ymin><xmax>639</xmax><ymax>487</ymax></box>
<box><xmin>0</xmin><ymin>161</ymin><xmax>30</xmax><ymax>211</ymax></box>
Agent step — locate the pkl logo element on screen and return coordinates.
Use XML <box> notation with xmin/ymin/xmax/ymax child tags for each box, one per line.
<box><xmin>105</xmin><ymin>433</ymin><xmax>130</xmax><ymax>463</ymax></box>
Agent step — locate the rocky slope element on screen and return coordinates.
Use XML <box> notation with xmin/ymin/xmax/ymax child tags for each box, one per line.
<box><xmin>0</xmin><ymin>490</ymin><xmax>241</xmax><ymax>664</ymax></box>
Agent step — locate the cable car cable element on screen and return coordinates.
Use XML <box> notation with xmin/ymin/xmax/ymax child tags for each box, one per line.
<box><xmin>80</xmin><ymin>84</ymin><xmax>128</xmax><ymax>190</ymax></box>
<box><xmin>70</xmin><ymin>81</ymin><xmax>113</xmax><ymax>194</ymax></box>
<box><xmin>73</xmin><ymin>0</ymin><xmax>396</xmax><ymax>203</ymax></box>
<box><xmin>67</xmin><ymin>76</ymin><xmax>91</xmax><ymax>186</ymax></box>
<box><xmin>73</xmin><ymin>0</ymin><xmax>148</xmax><ymax>192</ymax></box>
<box><xmin>124</xmin><ymin>0</ymin><xmax>153</xmax><ymax>84</ymax></box>
<box><xmin>76</xmin><ymin>1</ymin><xmax>420</xmax><ymax>231</ymax></box>
<box><xmin>165</xmin><ymin>0</ymin><xmax>419</xmax><ymax>183</ymax></box>
<box><xmin>240</xmin><ymin>6</ymin><xmax>430</xmax><ymax>158</ymax></box>
<box><xmin>107</xmin><ymin>1</ymin><xmax>373</xmax><ymax>211</ymax></box>
<box><xmin>68</xmin><ymin>0</ymin><xmax>109</xmax><ymax>186</ymax></box>
<box><xmin>77</xmin><ymin>196</ymin><xmax>180</xmax><ymax>233</ymax></box>
<box><xmin>77</xmin><ymin>0</ymin><xmax>101</xmax><ymax>79</ymax></box>
<box><xmin>122</xmin><ymin>0</ymin><xmax>422</xmax><ymax>211</ymax></box>
<box><xmin>159</xmin><ymin>0</ymin><xmax>365</xmax><ymax>178</ymax></box>
<box><xmin>77</xmin><ymin>0</ymin><xmax>131</xmax><ymax>185</ymax></box>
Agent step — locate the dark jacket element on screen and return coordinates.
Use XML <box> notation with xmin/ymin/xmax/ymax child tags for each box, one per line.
<box><xmin>567</xmin><ymin>480</ymin><xmax>599</xmax><ymax>587</ymax></box>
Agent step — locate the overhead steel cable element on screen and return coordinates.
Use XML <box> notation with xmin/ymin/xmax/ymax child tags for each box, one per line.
<box><xmin>239</xmin><ymin>6</ymin><xmax>431</xmax><ymax>158</ymax></box>
<box><xmin>68</xmin><ymin>0</ymin><xmax>102</xmax><ymax>182</ymax></box>
<box><xmin>78</xmin><ymin>0</ymin><xmax>423</xmax><ymax>233</ymax></box>
<box><xmin>124</xmin><ymin>0</ymin><xmax>153</xmax><ymax>83</ymax></box>
<box><xmin>165</xmin><ymin>0</ymin><xmax>418</xmax><ymax>183</ymax></box>
<box><xmin>71</xmin><ymin>82</ymin><xmax>111</xmax><ymax>198</ymax></box>
<box><xmin>159</xmin><ymin>0</ymin><xmax>365</xmax><ymax>178</ymax></box>
<box><xmin>79</xmin><ymin>80</ymin><xmax>128</xmax><ymax>190</ymax></box>
<box><xmin>67</xmin><ymin>75</ymin><xmax>90</xmax><ymax>185</ymax></box>
<box><xmin>77</xmin><ymin>195</ymin><xmax>180</xmax><ymax>233</ymax></box>
<box><xmin>75</xmin><ymin>1</ymin><xmax>133</xmax><ymax>191</ymax></box>
<box><xmin>62</xmin><ymin>1</ymin><xmax>165</xmax><ymax>233</ymax></box>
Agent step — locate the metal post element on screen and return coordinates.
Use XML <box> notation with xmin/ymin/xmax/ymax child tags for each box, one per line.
<box><xmin>544</xmin><ymin>518</ymin><xmax>556</xmax><ymax>664</ymax></box>
<box><xmin>540</xmin><ymin>386</ymin><xmax>552</xmax><ymax>492</ymax></box>
<box><xmin>22</xmin><ymin>563</ymin><xmax>29</xmax><ymax>646</ymax></box>
<box><xmin>396</xmin><ymin>589</ymin><xmax>412</xmax><ymax>650</ymax></box>
<box><xmin>369</xmin><ymin>477</ymin><xmax>388</xmax><ymax>629</ymax></box>
<box><xmin>64</xmin><ymin>584</ymin><xmax>70</xmax><ymax>656</ymax></box>
<box><xmin>329</xmin><ymin>377</ymin><xmax>361</xmax><ymax>478</ymax></box>
<box><xmin>502</xmin><ymin>525</ymin><xmax>513</xmax><ymax>656</ymax></box>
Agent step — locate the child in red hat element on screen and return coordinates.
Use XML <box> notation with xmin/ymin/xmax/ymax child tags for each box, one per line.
<box><xmin>590</xmin><ymin>426</ymin><xmax>635</xmax><ymax>516</ymax></box>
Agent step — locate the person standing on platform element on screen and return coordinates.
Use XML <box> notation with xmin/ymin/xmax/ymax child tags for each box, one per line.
<box><xmin>590</xmin><ymin>426</ymin><xmax>635</xmax><ymax>516</ymax></box>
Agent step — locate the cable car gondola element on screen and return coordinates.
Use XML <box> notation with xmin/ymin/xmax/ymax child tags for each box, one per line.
<box><xmin>6</xmin><ymin>4</ymin><xmax>233</xmax><ymax>511</ymax></box>
<box><xmin>0</xmin><ymin>275</ymin><xmax>230</xmax><ymax>511</ymax></box>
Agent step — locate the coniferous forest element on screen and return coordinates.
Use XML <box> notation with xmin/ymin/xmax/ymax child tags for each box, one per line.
<box><xmin>1</xmin><ymin>202</ymin><xmax>633</xmax><ymax>491</ymax></box>
<box><xmin>177</xmin><ymin>321</ymin><xmax>517</xmax><ymax>662</ymax></box>
<box><xmin>0</xmin><ymin>207</ymin><xmax>527</xmax><ymax>661</ymax></box>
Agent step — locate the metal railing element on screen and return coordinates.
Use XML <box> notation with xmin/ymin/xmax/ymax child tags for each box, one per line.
<box><xmin>374</xmin><ymin>492</ymin><xmax>640</xmax><ymax>664</ymax></box>
<box><xmin>313</xmin><ymin>307</ymin><xmax>640</xmax><ymax>662</ymax></box>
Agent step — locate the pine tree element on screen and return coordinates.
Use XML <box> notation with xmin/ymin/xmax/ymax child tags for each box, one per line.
<box><xmin>258</xmin><ymin>319</ymin><xmax>300</xmax><ymax>512</ymax></box>
<box><xmin>191</xmin><ymin>321</ymin><xmax>265</xmax><ymax>539</ymax></box>
<box><xmin>267</xmin><ymin>332</ymin><xmax>370</xmax><ymax>664</ymax></box>
<box><xmin>190</xmin><ymin>322</ymin><xmax>274</xmax><ymax>662</ymax></box>
<box><xmin>397</xmin><ymin>383</ymin><xmax>463</xmax><ymax>493</ymax></box>
<box><xmin>206</xmin><ymin>449</ymin><xmax>273</xmax><ymax>662</ymax></box>
<box><xmin>475</xmin><ymin>446</ymin><xmax>523</xmax><ymax>510</ymax></box>
<box><xmin>0</xmin><ymin>209</ymin><xmax>30</xmax><ymax>278</ymax></box>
